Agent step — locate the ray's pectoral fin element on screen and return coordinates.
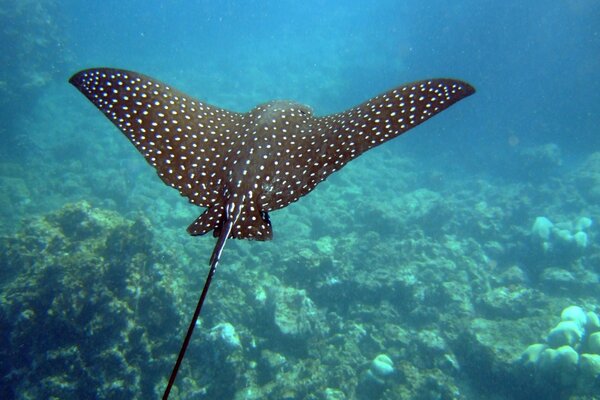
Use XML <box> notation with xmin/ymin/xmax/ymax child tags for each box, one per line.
<box><xmin>315</xmin><ymin>79</ymin><xmax>475</xmax><ymax>172</ymax></box>
<box><xmin>69</xmin><ymin>68</ymin><xmax>244</xmax><ymax>212</ymax></box>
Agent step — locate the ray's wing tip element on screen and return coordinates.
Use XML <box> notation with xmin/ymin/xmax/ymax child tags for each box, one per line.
<box><xmin>450</xmin><ymin>78</ymin><xmax>476</xmax><ymax>96</ymax></box>
<box><xmin>68</xmin><ymin>68</ymin><xmax>101</xmax><ymax>88</ymax></box>
<box><xmin>68</xmin><ymin>67</ymin><xmax>127</xmax><ymax>86</ymax></box>
<box><xmin>460</xmin><ymin>80</ymin><xmax>476</xmax><ymax>96</ymax></box>
<box><xmin>427</xmin><ymin>78</ymin><xmax>476</xmax><ymax>97</ymax></box>
<box><xmin>68</xmin><ymin>70</ymin><xmax>84</xmax><ymax>87</ymax></box>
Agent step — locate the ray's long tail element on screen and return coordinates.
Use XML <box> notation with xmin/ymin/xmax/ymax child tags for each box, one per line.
<box><xmin>163</xmin><ymin>211</ymin><xmax>236</xmax><ymax>399</ymax></box>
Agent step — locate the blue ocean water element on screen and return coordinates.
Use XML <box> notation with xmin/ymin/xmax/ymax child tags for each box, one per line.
<box><xmin>1</xmin><ymin>1</ymin><xmax>599</xmax><ymax>399</ymax></box>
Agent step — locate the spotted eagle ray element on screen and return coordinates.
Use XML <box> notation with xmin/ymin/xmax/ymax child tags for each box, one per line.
<box><xmin>69</xmin><ymin>68</ymin><xmax>474</xmax><ymax>398</ymax></box>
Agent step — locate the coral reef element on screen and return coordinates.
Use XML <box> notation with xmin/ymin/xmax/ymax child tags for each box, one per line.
<box><xmin>518</xmin><ymin>306</ymin><xmax>600</xmax><ymax>397</ymax></box>
<box><xmin>2</xmin><ymin>143</ymin><xmax>599</xmax><ymax>400</ymax></box>
<box><xmin>0</xmin><ymin>202</ymin><xmax>183</xmax><ymax>399</ymax></box>
<box><xmin>531</xmin><ymin>215</ymin><xmax>593</xmax><ymax>254</ymax></box>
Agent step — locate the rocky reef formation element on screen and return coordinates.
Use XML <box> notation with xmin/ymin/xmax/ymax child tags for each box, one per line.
<box><xmin>0</xmin><ymin>202</ymin><xmax>183</xmax><ymax>399</ymax></box>
<box><xmin>518</xmin><ymin>306</ymin><xmax>600</xmax><ymax>397</ymax></box>
<box><xmin>1</xmin><ymin>142</ymin><xmax>599</xmax><ymax>399</ymax></box>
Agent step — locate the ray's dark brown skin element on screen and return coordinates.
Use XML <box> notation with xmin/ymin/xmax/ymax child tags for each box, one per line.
<box><xmin>69</xmin><ymin>68</ymin><xmax>475</xmax><ymax>398</ymax></box>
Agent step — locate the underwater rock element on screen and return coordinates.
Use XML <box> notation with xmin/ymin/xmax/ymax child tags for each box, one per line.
<box><xmin>416</xmin><ymin>329</ymin><xmax>449</xmax><ymax>356</ymax></box>
<box><xmin>322</xmin><ymin>387</ymin><xmax>346</xmax><ymax>400</ymax></box>
<box><xmin>255</xmin><ymin>349</ymin><xmax>288</xmax><ymax>385</ymax></box>
<box><xmin>532</xmin><ymin>216</ymin><xmax>553</xmax><ymax>241</ymax></box>
<box><xmin>540</xmin><ymin>268</ymin><xmax>577</xmax><ymax>288</ymax></box>
<box><xmin>538</xmin><ymin>345</ymin><xmax>579</xmax><ymax>385</ymax></box>
<box><xmin>476</xmin><ymin>285</ymin><xmax>540</xmax><ymax>319</ymax></box>
<box><xmin>454</xmin><ymin>316</ymin><xmax>547</xmax><ymax>398</ymax></box>
<box><xmin>280</xmin><ymin>245</ymin><xmax>337</xmax><ymax>296</ymax></box>
<box><xmin>517</xmin><ymin>306</ymin><xmax>600</xmax><ymax>396</ymax></box>
<box><xmin>368</xmin><ymin>354</ymin><xmax>395</xmax><ymax>383</ymax></box>
<box><xmin>554</xmin><ymin>228</ymin><xmax>573</xmax><ymax>243</ymax></box>
<box><xmin>547</xmin><ymin>321</ymin><xmax>584</xmax><ymax>348</ymax></box>
<box><xmin>561</xmin><ymin>306</ymin><xmax>588</xmax><ymax>329</ymax></box>
<box><xmin>539</xmin><ymin>267</ymin><xmax>599</xmax><ymax>293</ymax></box>
<box><xmin>579</xmin><ymin>353</ymin><xmax>600</xmax><ymax>379</ymax></box>
<box><xmin>588</xmin><ymin>332</ymin><xmax>600</xmax><ymax>354</ymax></box>
<box><xmin>268</xmin><ymin>286</ymin><xmax>328</xmax><ymax>341</ymax></box>
<box><xmin>530</xmin><ymin>216</ymin><xmax>592</xmax><ymax>265</ymax></box>
<box><xmin>586</xmin><ymin>312</ymin><xmax>600</xmax><ymax>333</ymax></box>
<box><xmin>253</xmin><ymin>286</ymin><xmax>268</xmax><ymax>306</ymax></box>
<box><xmin>260</xmin><ymin>349</ymin><xmax>287</xmax><ymax>371</ymax></box>
<box><xmin>411</xmin><ymin>329</ymin><xmax>462</xmax><ymax>376</ymax></box>
<box><xmin>555</xmin><ymin>345</ymin><xmax>579</xmax><ymax>369</ymax></box>
<box><xmin>573</xmin><ymin>231</ymin><xmax>588</xmax><ymax>248</ymax></box>
<box><xmin>209</xmin><ymin>322</ymin><xmax>242</xmax><ymax>350</ymax></box>
<box><xmin>315</xmin><ymin>235</ymin><xmax>336</xmax><ymax>257</ymax></box>
<box><xmin>0</xmin><ymin>202</ymin><xmax>182</xmax><ymax>399</ymax></box>
<box><xmin>521</xmin><ymin>343</ymin><xmax>548</xmax><ymax>368</ymax></box>
<box><xmin>497</xmin><ymin>265</ymin><xmax>528</xmax><ymax>286</ymax></box>
<box><xmin>537</xmin><ymin>347</ymin><xmax>558</xmax><ymax>373</ymax></box>
<box><xmin>356</xmin><ymin>354</ymin><xmax>395</xmax><ymax>399</ymax></box>
<box><xmin>575</xmin><ymin>217</ymin><xmax>593</xmax><ymax>232</ymax></box>
<box><xmin>397</xmin><ymin>188</ymin><xmax>450</xmax><ymax>237</ymax></box>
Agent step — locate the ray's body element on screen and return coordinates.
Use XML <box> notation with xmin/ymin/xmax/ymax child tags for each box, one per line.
<box><xmin>70</xmin><ymin>68</ymin><xmax>474</xmax><ymax>398</ymax></box>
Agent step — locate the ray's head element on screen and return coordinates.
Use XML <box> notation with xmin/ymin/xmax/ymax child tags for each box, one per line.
<box><xmin>247</xmin><ymin>100</ymin><xmax>314</xmax><ymax>128</ymax></box>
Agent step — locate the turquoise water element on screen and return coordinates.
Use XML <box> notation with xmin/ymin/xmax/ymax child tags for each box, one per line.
<box><xmin>1</xmin><ymin>1</ymin><xmax>599</xmax><ymax>399</ymax></box>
